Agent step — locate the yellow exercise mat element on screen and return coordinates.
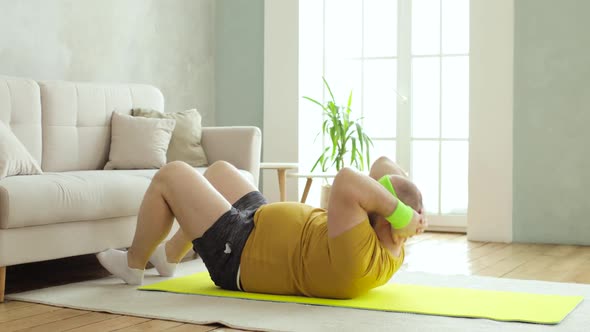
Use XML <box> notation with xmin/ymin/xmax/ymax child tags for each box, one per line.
<box><xmin>139</xmin><ymin>272</ymin><xmax>583</xmax><ymax>325</ymax></box>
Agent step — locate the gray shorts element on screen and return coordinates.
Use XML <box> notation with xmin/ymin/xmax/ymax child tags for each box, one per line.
<box><xmin>192</xmin><ymin>191</ymin><xmax>267</xmax><ymax>291</ymax></box>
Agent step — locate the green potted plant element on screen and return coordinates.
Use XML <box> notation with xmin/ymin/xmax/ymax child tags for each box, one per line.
<box><xmin>303</xmin><ymin>77</ymin><xmax>373</xmax><ymax>208</ymax></box>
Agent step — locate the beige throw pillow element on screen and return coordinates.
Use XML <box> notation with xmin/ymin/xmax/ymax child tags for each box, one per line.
<box><xmin>0</xmin><ymin>121</ymin><xmax>42</xmax><ymax>180</ymax></box>
<box><xmin>132</xmin><ymin>108</ymin><xmax>208</xmax><ymax>167</ymax></box>
<box><xmin>104</xmin><ymin>112</ymin><xmax>176</xmax><ymax>170</ymax></box>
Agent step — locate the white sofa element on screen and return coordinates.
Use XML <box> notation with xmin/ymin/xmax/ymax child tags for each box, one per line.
<box><xmin>0</xmin><ymin>76</ymin><xmax>262</xmax><ymax>301</ymax></box>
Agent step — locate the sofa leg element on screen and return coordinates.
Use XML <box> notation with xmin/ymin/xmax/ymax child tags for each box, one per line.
<box><xmin>0</xmin><ymin>266</ymin><xmax>5</xmax><ymax>303</ymax></box>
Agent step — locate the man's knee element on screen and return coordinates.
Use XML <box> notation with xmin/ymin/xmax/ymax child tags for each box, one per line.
<box><xmin>204</xmin><ymin>160</ymin><xmax>234</xmax><ymax>179</ymax></box>
<box><xmin>207</xmin><ymin>160</ymin><xmax>234</xmax><ymax>172</ymax></box>
<box><xmin>154</xmin><ymin>161</ymin><xmax>192</xmax><ymax>184</ymax></box>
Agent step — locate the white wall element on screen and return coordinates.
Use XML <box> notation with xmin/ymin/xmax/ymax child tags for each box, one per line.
<box><xmin>511</xmin><ymin>0</ymin><xmax>590</xmax><ymax>245</ymax></box>
<box><xmin>467</xmin><ymin>0</ymin><xmax>514</xmax><ymax>242</ymax></box>
<box><xmin>215</xmin><ymin>0</ymin><xmax>264</xmax><ymax>130</ymax></box>
<box><xmin>262</xmin><ymin>0</ymin><xmax>299</xmax><ymax>202</ymax></box>
<box><xmin>0</xmin><ymin>0</ymin><xmax>215</xmax><ymax>124</ymax></box>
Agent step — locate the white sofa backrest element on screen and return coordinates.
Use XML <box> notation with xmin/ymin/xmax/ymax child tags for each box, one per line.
<box><xmin>0</xmin><ymin>77</ymin><xmax>43</xmax><ymax>163</ymax></box>
<box><xmin>39</xmin><ymin>81</ymin><xmax>164</xmax><ymax>171</ymax></box>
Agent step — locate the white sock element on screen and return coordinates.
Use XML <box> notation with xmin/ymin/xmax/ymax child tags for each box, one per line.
<box><xmin>148</xmin><ymin>243</ymin><xmax>177</xmax><ymax>277</ymax></box>
<box><xmin>96</xmin><ymin>249</ymin><xmax>144</xmax><ymax>285</ymax></box>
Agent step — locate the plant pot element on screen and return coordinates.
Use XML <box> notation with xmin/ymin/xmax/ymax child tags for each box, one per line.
<box><xmin>320</xmin><ymin>183</ymin><xmax>332</xmax><ymax>210</ymax></box>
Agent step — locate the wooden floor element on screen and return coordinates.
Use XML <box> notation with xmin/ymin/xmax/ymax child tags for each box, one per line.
<box><xmin>2</xmin><ymin>232</ymin><xmax>590</xmax><ymax>331</ymax></box>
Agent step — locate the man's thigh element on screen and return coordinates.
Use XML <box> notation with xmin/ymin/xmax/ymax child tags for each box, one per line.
<box><xmin>204</xmin><ymin>160</ymin><xmax>259</xmax><ymax>205</ymax></box>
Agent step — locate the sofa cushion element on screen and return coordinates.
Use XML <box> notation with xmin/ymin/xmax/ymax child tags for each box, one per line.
<box><xmin>0</xmin><ymin>168</ymin><xmax>255</xmax><ymax>229</ymax></box>
<box><xmin>104</xmin><ymin>112</ymin><xmax>176</xmax><ymax>170</ymax></box>
<box><xmin>39</xmin><ymin>81</ymin><xmax>165</xmax><ymax>172</ymax></box>
<box><xmin>0</xmin><ymin>77</ymin><xmax>42</xmax><ymax>163</ymax></box>
<box><xmin>0</xmin><ymin>121</ymin><xmax>43</xmax><ymax>180</ymax></box>
<box><xmin>132</xmin><ymin>108</ymin><xmax>209</xmax><ymax>167</ymax></box>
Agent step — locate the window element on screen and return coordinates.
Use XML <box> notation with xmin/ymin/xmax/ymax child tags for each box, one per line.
<box><xmin>299</xmin><ymin>0</ymin><xmax>470</xmax><ymax>229</ymax></box>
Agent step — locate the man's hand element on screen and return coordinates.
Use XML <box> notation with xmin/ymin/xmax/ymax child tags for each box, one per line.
<box><xmin>388</xmin><ymin>210</ymin><xmax>427</xmax><ymax>258</ymax></box>
<box><xmin>392</xmin><ymin>210</ymin><xmax>428</xmax><ymax>238</ymax></box>
<box><xmin>391</xmin><ymin>231</ymin><xmax>407</xmax><ymax>246</ymax></box>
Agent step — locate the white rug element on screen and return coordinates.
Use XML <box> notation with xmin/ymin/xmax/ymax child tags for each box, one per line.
<box><xmin>6</xmin><ymin>259</ymin><xmax>590</xmax><ymax>332</ymax></box>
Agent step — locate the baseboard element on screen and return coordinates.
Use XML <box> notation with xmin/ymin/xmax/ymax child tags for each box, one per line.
<box><xmin>425</xmin><ymin>226</ymin><xmax>467</xmax><ymax>234</ymax></box>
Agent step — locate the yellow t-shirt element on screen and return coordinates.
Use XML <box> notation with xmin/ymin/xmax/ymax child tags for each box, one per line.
<box><xmin>240</xmin><ymin>202</ymin><xmax>404</xmax><ymax>299</ymax></box>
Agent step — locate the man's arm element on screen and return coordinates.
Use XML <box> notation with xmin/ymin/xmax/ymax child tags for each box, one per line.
<box><xmin>369</xmin><ymin>156</ymin><xmax>409</xmax><ymax>180</ymax></box>
<box><xmin>367</xmin><ymin>156</ymin><xmax>418</xmax><ymax>228</ymax></box>
<box><xmin>327</xmin><ymin>168</ymin><xmax>423</xmax><ymax>238</ymax></box>
<box><xmin>369</xmin><ymin>156</ymin><xmax>425</xmax><ymax>217</ymax></box>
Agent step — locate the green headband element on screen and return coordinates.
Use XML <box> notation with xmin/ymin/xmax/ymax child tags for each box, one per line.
<box><xmin>378</xmin><ymin>174</ymin><xmax>399</xmax><ymax>198</ymax></box>
<box><xmin>378</xmin><ymin>175</ymin><xmax>413</xmax><ymax>229</ymax></box>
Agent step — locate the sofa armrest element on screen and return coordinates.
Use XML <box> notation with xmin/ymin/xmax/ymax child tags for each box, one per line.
<box><xmin>201</xmin><ymin>126</ymin><xmax>262</xmax><ymax>187</ymax></box>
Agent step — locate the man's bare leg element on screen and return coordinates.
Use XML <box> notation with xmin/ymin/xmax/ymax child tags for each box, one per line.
<box><xmin>97</xmin><ymin>161</ymin><xmax>233</xmax><ymax>284</ymax></box>
<box><xmin>160</xmin><ymin>161</ymin><xmax>260</xmax><ymax>264</ymax></box>
<box><xmin>125</xmin><ymin>161</ymin><xmax>233</xmax><ymax>268</ymax></box>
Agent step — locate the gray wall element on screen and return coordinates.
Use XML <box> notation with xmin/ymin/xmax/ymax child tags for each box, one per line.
<box><xmin>0</xmin><ymin>0</ymin><xmax>216</xmax><ymax>125</ymax></box>
<box><xmin>214</xmin><ymin>0</ymin><xmax>264</xmax><ymax>130</ymax></box>
<box><xmin>513</xmin><ymin>0</ymin><xmax>590</xmax><ymax>244</ymax></box>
